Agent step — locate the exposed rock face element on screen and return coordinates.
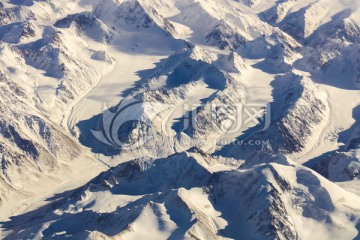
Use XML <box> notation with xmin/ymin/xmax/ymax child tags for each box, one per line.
<box><xmin>54</xmin><ymin>12</ymin><xmax>113</xmax><ymax>43</ymax></box>
<box><xmin>220</xmin><ymin>72</ymin><xmax>329</xmax><ymax>159</ymax></box>
<box><xmin>0</xmin><ymin>45</ymin><xmax>81</xmax><ymax>206</ymax></box>
<box><xmin>315</xmin><ymin>150</ymin><xmax>360</xmax><ymax>182</ymax></box>
<box><xmin>1</xmin><ymin>0</ymin><xmax>360</xmax><ymax>239</ymax></box>
<box><xmin>277</xmin><ymin>1</ymin><xmax>329</xmax><ymax>40</ymax></box>
<box><xmin>3</xmin><ymin>151</ymin><xmax>359</xmax><ymax>239</ymax></box>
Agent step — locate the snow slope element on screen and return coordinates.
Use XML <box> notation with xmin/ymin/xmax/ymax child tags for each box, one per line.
<box><xmin>2</xmin><ymin>150</ymin><xmax>360</xmax><ymax>239</ymax></box>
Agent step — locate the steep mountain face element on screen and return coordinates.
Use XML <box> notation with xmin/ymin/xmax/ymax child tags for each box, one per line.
<box><xmin>1</xmin><ymin>0</ymin><xmax>360</xmax><ymax>239</ymax></box>
<box><xmin>21</xmin><ymin>27</ymin><xmax>102</xmax><ymax>114</ymax></box>
<box><xmin>79</xmin><ymin>45</ymin><xmax>247</xmax><ymax>157</ymax></box>
<box><xmin>114</xmin><ymin>0</ymin><xmax>177</xmax><ymax>35</ymax></box>
<box><xmin>315</xmin><ymin>149</ymin><xmax>360</xmax><ymax>182</ymax></box>
<box><xmin>238</xmin><ymin>28</ymin><xmax>302</xmax><ymax>70</ymax></box>
<box><xmin>277</xmin><ymin>1</ymin><xmax>329</xmax><ymax>40</ymax></box>
<box><xmin>0</xmin><ymin>3</ymin><xmax>34</xmax><ymax>26</ymax></box>
<box><xmin>261</xmin><ymin>1</ymin><xmax>306</xmax><ymax>24</ymax></box>
<box><xmin>54</xmin><ymin>12</ymin><xmax>113</xmax><ymax>43</ymax></box>
<box><xmin>2</xmin><ymin>151</ymin><xmax>360</xmax><ymax>239</ymax></box>
<box><xmin>0</xmin><ymin>43</ymin><xmax>83</xmax><ymax>212</ymax></box>
<box><xmin>219</xmin><ymin>71</ymin><xmax>329</xmax><ymax>159</ymax></box>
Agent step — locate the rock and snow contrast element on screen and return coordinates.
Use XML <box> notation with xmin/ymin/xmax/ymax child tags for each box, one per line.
<box><xmin>1</xmin><ymin>0</ymin><xmax>360</xmax><ymax>239</ymax></box>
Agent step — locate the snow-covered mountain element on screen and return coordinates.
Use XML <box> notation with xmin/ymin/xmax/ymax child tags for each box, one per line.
<box><xmin>3</xmin><ymin>150</ymin><xmax>360</xmax><ymax>239</ymax></box>
<box><xmin>1</xmin><ymin>0</ymin><xmax>360</xmax><ymax>239</ymax></box>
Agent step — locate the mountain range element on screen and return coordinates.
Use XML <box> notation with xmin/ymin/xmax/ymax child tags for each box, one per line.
<box><xmin>1</xmin><ymin>0</ymin><xmax>360</xmax><ymax>239</ymax></box>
